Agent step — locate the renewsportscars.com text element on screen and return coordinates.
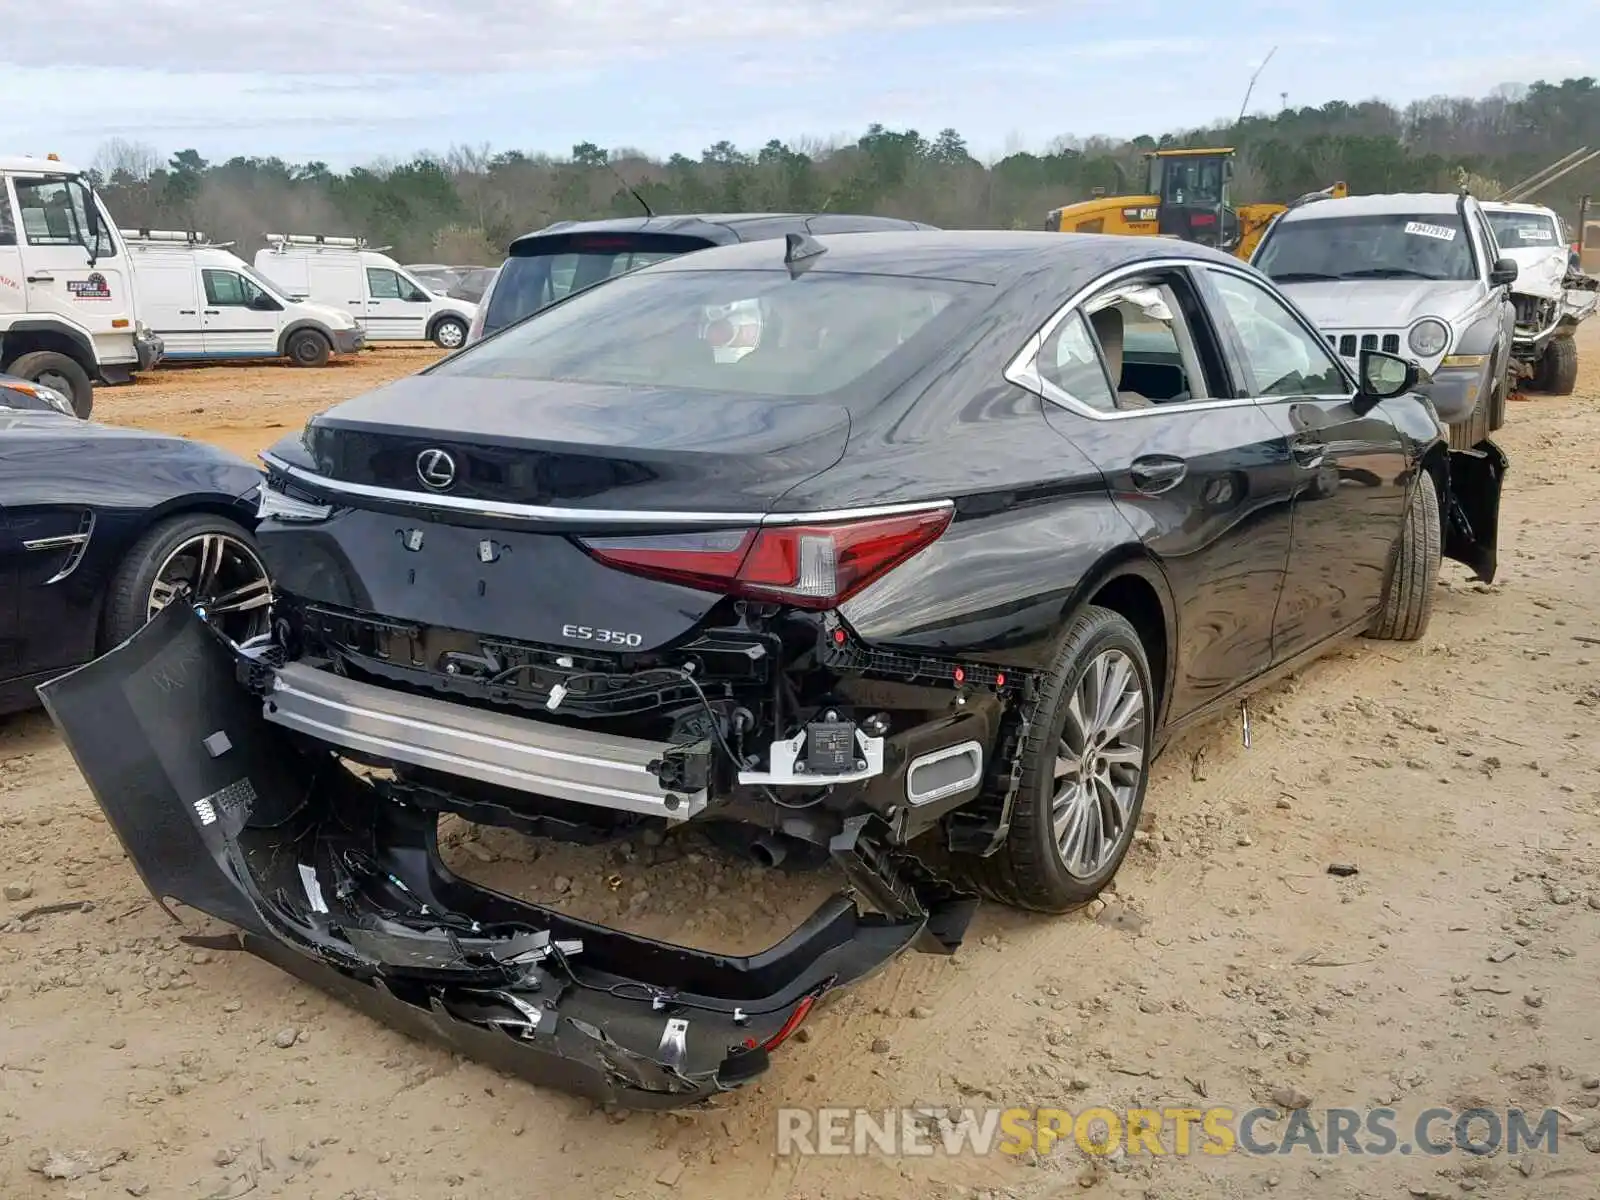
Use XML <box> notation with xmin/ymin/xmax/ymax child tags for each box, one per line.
<box><xmin>775</xmin><ymin>1105</ymin><xmax>1563</xmax><ymax>1158</ymax></box>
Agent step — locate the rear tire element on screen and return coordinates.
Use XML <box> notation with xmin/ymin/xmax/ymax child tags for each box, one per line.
<box><xmin>954</xmin><ymin>606</ymin><xmax>1152</xmax><ymax>913</ymax></box>
<box><xmin>1539</xmin><ymin>336</ymin><xmax>1578</xmax><ymax>396</ymax></box>
<box><xmin>286</xmin><ymin>329</ymin><xmax>331</xmax><ymax>368</ymax></box>
<box><xmin>1367</xmin><ymin>473</ymin><xmax>1441</xmax><ymax>642</ymax></box>
<box><xmin>7</xmin><ymin>350</ymin><xmax>93</xmax><ymax>418</ymax></box>
<box><xmin>432</xmin><ymin>317</ymin><xmax>467</xmax><ymax>350</ymax></box>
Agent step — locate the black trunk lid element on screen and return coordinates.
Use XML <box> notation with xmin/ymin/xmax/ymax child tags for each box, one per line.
<box><xmin>298</xmin><ymin>374</ymin><xmax>851</xmax><ymax>514</ymax></box>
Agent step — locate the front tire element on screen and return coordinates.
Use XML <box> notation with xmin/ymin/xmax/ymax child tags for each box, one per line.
<box><xmin>1367</xmin><ymin>473</ymin><xmax>1441</xmax><ymax>642</ymax></box>
<box><xmin>101</xmin><ymin>513</ymin><xmax>273</xmax><ymax>649</ymax></box>
<box><xmin>432</xmin><ymin>317</ymin><xmax>467</xmax><ymax>350</ymax></box>
<box><xmin>956</xmin><ymin>606</ymin><xmax>1152</xmax><ymax>913</ymax></box>
<box><xmin>8</xmin><ymin>350</ymin><xmax>93</xmax><ymax>418</ymax></box>
<box><xmin>286</xmin><ymin>329</ymin><xmax>331</xmax><ymax>368</ymax></box>
<box><xmin>1538</xmin><ymin>336</ymin><xmax>1578</xmax><ymax>396</ymax></box>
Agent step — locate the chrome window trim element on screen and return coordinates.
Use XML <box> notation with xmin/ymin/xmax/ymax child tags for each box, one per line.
<box><xmin>260</xmin><ymin>453</ymin><xmax>954</xmax><ymax>527</ymax></box>
<box><xmin>1003</xmin><ymin>256</ymin><xmax>1357</xmax><ymax>421</ymax></box>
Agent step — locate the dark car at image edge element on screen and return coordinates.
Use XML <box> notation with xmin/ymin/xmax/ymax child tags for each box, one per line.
<box><xmin>41</xmin><ymin>230</ymin><xmax>1506</xmax><ymax>1109</ymax></box>
<box><xmin>0</xmin><ymin>391</ymin><xmax>270</xmax><ymax>714</ymax></box>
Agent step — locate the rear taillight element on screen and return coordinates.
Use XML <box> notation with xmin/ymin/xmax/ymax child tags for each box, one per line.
<box><xmin>578</xmin><ymin>507</ymin><xmax>952</xmax><ymax>610</ymax></box>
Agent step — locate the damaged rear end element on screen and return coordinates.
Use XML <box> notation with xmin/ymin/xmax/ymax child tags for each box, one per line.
<box><xmin>44</xmin><ymin>259</ymin><xmax>996</xmax><ymax>1107</ymax></box>
<box><xmin>40</xmin><ymin>603</ymin><xmax>949</xmax><ymax>1106</ymax></box>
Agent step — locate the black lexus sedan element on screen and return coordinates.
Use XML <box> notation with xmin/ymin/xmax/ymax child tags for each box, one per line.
<box><xmin>0</xmin><ymin>380</ymin><xmax>268</xmax><ymax>713</ymax></box>
<box><xmin>43</xmin><ymin>231</ymin><xmax>1505</xmax><ymax>1108</ymax></box>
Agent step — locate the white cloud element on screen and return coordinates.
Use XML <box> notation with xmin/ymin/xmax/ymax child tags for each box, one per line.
<box><xmin>1</xmin><ymin>0</ymin><xmax>1060</xmax><ymax>74</ymax></box>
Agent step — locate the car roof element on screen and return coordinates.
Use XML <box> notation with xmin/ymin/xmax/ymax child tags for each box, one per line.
<box><xmin>639</xmin><ymin>229</ymin><xmax>1244</xmax><ymax>286</ymax></box>
<box><xmin>1282</xmin><ymin>192</ymin><xmax>1467</xmax><ymax>221</ymax></box>
<box><xmin>1479</xmin><ymin>200</ymin><xmax>1557</xmax><ymax>216</ymax></box>
<box><xmin>0</xmin><ymin>154</ymin><xmax>87</xmax><ymax>176</ymax></box>
<box><xmin>508</xmin><ymin>212</ymin><xmax>935</xmax><ymax>254</ymax></box>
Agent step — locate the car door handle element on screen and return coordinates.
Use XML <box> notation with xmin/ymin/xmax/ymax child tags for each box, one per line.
<box><xmin>26</xmin><ymin>273</ymin><xmax>53</xmax><ymax>282</ymax></box>
<box><xmin>178</xmin><ymin>309</ymin><xmax>196</xmax><ymax>315</ymax></box>
<box><xmin>203</xmin><ymin>308</ymin><xmax>220</xmax><ymax>315</ymax></box>
<box><xmin>1291</xmin><ymin>439</ymin><xmax>1326</xmax><ymax>469</ymax></box>
<box><xmin>1129</xmin><ymin>457</ymin><xmax>1187</xmax><ymax>494</ymax></box>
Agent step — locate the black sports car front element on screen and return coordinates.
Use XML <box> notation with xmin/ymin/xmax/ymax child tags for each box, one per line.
<box><xmin>43</xmin><ymin>230</ymin><xmax>1506</xmax><ymax>1108</ymax></box>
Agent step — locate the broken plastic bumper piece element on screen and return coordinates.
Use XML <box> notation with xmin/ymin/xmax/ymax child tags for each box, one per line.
<box><xmin>38</xmin><ymin>604</ymin><xmax>944</xmax><ymax>1108</ymax></box>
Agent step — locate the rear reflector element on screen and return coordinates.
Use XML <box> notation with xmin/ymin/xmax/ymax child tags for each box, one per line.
<box><xmin>578</xmin><ymin>507</ymin><xmax>952</xmax><ymax>610</ymax></box>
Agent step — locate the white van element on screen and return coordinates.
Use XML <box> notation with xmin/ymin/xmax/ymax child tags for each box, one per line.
<box><xmin>0</xmin><ymin>154</ymin><xmax>163</xmax><ymax>417</ymax></box>
<box><xmin>124</xmin><ymin>230</ymin><xmax>365</xmax><ymax>367</ymax></box>
<box><xmin>253</xmin><ymin>235</ymin><xmax>475</xmax><ymax>349</ymax></box>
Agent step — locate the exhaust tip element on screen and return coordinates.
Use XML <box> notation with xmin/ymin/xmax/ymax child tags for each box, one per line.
<box><xmin>906</xmin><ymin>740</ymin><xmax>984</xmax><ymax>806</ymax></box>
<box><xmin>750</xmin><ymin>833</ymin><xmax>789</xmax><ymax>869</ymax></box>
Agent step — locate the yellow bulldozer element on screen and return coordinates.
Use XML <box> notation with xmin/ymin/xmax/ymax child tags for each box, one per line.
<box><xmin>1044</xmin><ymin>147</ymin><xmax>1346</xmax><ymax>260</ymax></box>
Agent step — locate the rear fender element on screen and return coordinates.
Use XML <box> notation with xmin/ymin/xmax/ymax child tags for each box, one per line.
<box><xmin>1441</xmin><ymin>440</ymin><xmax>1508</xmax><ymax>584</ymax></box>
<box><xmin>38</xmin><ymin>603</ymin><xmax>931</xmax><ymax>1107</ymax></box>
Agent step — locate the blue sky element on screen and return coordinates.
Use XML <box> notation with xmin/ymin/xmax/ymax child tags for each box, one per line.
<box><xmin>0</xmin><ymin>0</ymin><xmax>1592</xmax><ymax>170</ymax></box>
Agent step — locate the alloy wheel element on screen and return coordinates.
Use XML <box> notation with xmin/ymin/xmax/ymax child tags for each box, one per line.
<box><xmin>147</xmin><ymin>532</ymin><xmax>273</xmax><ymax>645</ymax></box>
<box><xmin>1050</xmin><ymin>648</ymin><xmax>1147</xmax><ymax>879</ymax></box>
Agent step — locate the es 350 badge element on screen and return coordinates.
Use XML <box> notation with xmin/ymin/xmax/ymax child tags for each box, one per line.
<box><xmin>67</xmin><ymin>272</ymin><xmax>111</xmax><ymax>300</ymax></box>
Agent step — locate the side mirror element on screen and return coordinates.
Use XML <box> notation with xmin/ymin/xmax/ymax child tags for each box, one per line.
<box><xmin>1352</xmin><ymin>348</ymin><xmax>1418</xmax><ymax>415</ymax></box>
<box><xmin>1489</xmin><ymin>256</ymin><xmax>1519</xmax><ymax>287</ymax></box>
<box><xmin>250</xmin><ymin>293</ymin><xmax>279</xmax><ymax>311</ymax></box>
<box><xmin>80</xmin><ymin>184</ymin><xmax>102</xmax><ymax>267</ymax></box>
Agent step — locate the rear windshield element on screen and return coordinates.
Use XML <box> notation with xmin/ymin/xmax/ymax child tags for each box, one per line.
<box><xmin>435</xmin><ymin>267</ymin><xmax>987</xmax><ymax>399</ymax></box>
<box><xmin>1257</xmin><ymin>213</ymin><xmax>1476</xmax><ymax>282</ymax></box>
<box><xmin>1487</xmin><ymin>210</ymin><xmax>1560</xmax><ymax>250</ymax></box>
<box><xmin>482</xmin><ymin>234</ymin><xmax>712</xmax><ymax>335</ymax></box>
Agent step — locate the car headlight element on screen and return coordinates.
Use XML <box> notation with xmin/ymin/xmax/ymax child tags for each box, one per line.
<box><xmin>255</xmin><ymin>480</ymin><xmax>332</xmax><ymax>523</ymax></box>
<box><xmin>1408</xmin><ymin>318</ymin><xmax>1450</xmax><ymax>358</ymax></box>
<box><xmin>32</xmin><ymin>382</ymin><xmax>75</xmax><ymax>416</ymax></box>
<box><xmin>0</xmin><ymin>380</ymin><xmax>76</xmax><ymax>417</ymax></box>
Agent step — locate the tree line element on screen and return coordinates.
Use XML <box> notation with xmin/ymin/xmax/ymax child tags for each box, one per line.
<box><xmin>87</xmin><ymin>76</ymin><xmax>1600</xmax><ymax>266</ymax></box>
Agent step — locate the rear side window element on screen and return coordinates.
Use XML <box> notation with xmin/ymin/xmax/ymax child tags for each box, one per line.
<box><xmin>482</xmin><ymin>234</ymin><xmax>713</xmax><ymax>336</ymax></box>
<box><xmin>437</xmin><ymin>267</ymin><xmax>988</xmax><ymax>400</ymax></box>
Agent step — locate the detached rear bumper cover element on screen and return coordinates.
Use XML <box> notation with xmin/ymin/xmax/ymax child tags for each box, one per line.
<box><xmin>38</xmin><ymin>604</ymin><xmax>929</xmax><ymax>1107</ymax></box>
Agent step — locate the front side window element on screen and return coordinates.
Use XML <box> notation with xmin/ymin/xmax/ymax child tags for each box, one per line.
<box><xmin>12</xmin><ymin>177</ymin><xmax>115</xmax><ymax>256</ymax></box>
<box><xmin>1209</xmin><ymin>270</ymin><xmax>1348</xmax><ymax>397</ymax></box>
<box><xmin>434</xmin><ymin>267</ymin><xmax>985</xmax><ymax>402</ymax></box>
<box><xmin>366</xmin><ymin>267</ymin><xmax>402</xmax><ymax>299</ymax></box>
<box><xmin>203</xmin><ymin>269</ymin><xmax>267</xmax><ymax>307</ymax></box>
<box><xmin>1256</xmin><ymin>213</ymin><xmax>1475</xmax><ymax>282</ymax></box>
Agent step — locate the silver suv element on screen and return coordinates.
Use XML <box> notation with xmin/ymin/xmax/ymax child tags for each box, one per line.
<box><xmin>1250</xmin><ymin>192</ymin><xmax>1517</xmax><ymax>445</ymax></box>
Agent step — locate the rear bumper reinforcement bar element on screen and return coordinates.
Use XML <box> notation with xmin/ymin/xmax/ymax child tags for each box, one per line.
<box><xmin>263</xmin><ymin>659</ymin><xmax>708</xmax><ymax>822</ymax></box>
<box><xmin>38</xmin><ymin>604</ymin><xmax>972</xmax><ymax>1108</ymax></box>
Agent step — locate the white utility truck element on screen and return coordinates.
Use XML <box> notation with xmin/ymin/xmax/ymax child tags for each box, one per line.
<box><xmin>0</xmin><ymin>154</ymin><xmax>162</xmax><ymax>417</ymax></box>
<box><xmin>253</xmin><ymin>235</ymin><xmax>475</xmax><ymax>349</ymax></box>
<box><xmin>124</xmin><ymin>230</ymin><xmax>366</xmax><ymax>367</ymax></box>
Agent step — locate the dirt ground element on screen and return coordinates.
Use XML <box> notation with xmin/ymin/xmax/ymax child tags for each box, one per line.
<box><xmin>4</xmin><ymin>335</ymin><xmax>1600</xmax><ymax>1199</ymax></box>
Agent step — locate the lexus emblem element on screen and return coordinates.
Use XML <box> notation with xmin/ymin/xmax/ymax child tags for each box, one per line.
<box><xmin>415</xmin><ymin>447</ymin><xmax>457</xmax><ymax>491</ymax></box>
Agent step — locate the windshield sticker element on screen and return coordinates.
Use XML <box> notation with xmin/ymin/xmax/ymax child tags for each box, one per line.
<box><xmin>1404</xmin><ymin>221</ymin><xmax>1457</xmax><ymax>242</ymax></box>
<box><xmin>1517</xmin><ymin>228</ymin><xmax>1554</xmax><ymax>241</ymax></box>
